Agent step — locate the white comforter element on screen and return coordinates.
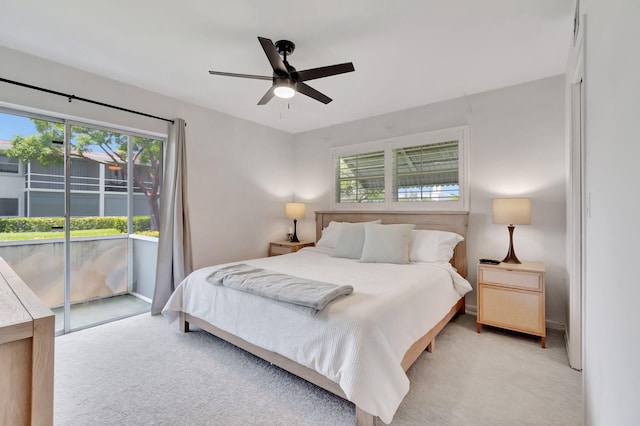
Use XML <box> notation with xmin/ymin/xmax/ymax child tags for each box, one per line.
<box><xmin>162</xmin><ymin>247</ymin><xmax>472</xmax><ymax>424</ymax></box>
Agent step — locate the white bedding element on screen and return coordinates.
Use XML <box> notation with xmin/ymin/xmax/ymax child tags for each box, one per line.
<box><xmin>162</xmin><ymin>246</ymin><xmax>472</xmax><ymax>424</ymax></box>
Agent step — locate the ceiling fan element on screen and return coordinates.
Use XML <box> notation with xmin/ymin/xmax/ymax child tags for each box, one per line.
<box><xmin>208</xmin><ymin>37</ymin><xmax>355</xmax><ymax>105</ymax></box>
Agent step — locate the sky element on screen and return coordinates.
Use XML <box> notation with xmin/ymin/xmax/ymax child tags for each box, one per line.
<box><xmin>0</xmin><ymin>112</ymin><xmax>37</xmax><ymax>140</ymax></box>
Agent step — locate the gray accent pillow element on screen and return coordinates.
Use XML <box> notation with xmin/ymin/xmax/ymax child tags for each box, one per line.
<box><xmin>359</xmin><ymin>223</ymin><xmax>416</xmax><ymax>264</ymax></box>
<box><xmin>332</xmin><ymin>220</ymin><xmax>381</xmax><ymax>259</ymax></box>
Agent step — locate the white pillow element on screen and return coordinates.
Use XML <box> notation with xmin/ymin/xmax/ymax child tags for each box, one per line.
<box><xmin>331</xmin><ymin>220</ymin><xmax>382</xmax><ymax>259</ymax></box>
<box><xmin>359</xmin><ymin>223</ymin><xmax>415</xmax><ymax>264</ymax></box>
<box><xmin>410</xmin><ymin>229</ymin><xmax>464</xmax><ymax>263</ymax></box>
<box><xmin>316</xmin><ymin>221</ymin><xmax>343</xmax><ymax>249</ymax></box>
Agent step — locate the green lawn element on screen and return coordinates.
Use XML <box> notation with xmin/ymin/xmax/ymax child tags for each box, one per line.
<box><xmin>0</xmin><ymin>228</ymin><xmax>123</xmax><ymax>242</ymax></box>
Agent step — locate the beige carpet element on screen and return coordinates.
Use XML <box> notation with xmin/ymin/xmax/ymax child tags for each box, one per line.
<box><xmin>54</xmin><ymin>313</ymin><xmax>582</xmax><ymax>425</ymax></box>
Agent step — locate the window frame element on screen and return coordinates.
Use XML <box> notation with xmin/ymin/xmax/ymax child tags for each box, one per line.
<box><xmin>0</xmin><ymin>153</ymin><xmax>20</xmax><ymax>174</ymax></box>
<box><xmin>331</xmin><ymin>126</ymin><xmax>469</xmax><ymax>211</ymax></box>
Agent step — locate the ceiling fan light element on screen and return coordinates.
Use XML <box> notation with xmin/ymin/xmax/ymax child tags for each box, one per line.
<box><xmin>274</xmin><ymin>85</ymin><xmax>295</xmax><ymax>99</ymax></box>
<box><xmin>274</xmin><ymin>79</ymin><xmax>296</xmax><ymax>99</ymax></box>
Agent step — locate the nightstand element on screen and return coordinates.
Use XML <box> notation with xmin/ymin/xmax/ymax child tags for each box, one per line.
<box><xmin>268</xmin><ymin>241</ymin><xmax>315</xmax><ymax>256</ymax></box>
<box><xmin>476</xmin><ymin>261</ymin><xmax>546</xmax><ymax>348</ymax></box>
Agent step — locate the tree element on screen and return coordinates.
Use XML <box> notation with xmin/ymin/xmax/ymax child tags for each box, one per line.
<box><xmin>6</xmin><ymin>119</ymin><xmax>163</xmax><ymax>231</ymax></box>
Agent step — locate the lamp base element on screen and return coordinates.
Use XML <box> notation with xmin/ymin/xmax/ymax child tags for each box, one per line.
<box><xmin>502</xmin><ymin>225</ymin><xmax>521</xmax><ymax>264</ymax></box>
<box><xmin>501</xmin><ymin>253</ymin><xmax>521</xmax><ymax>264</ymax></box>
<box><xmin>291</xmin><ymin>218</ymin><xmax>300</xmax><ymax>243</ymax></box>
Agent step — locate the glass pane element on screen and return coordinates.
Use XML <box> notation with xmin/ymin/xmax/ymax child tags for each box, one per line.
<box><xmin>130</xmin><ymin>137</ymin><xmax>162</xmax><ymax>304</ymax></box>
<box><xmin>336</xmin><ymin>151</ymin><xmax>385</xmax><ymax>203</ymax></box>
<box><xmin>0</xmin><ymin>112</ymin><xmax>66</xmax><ymax>333</ymax></box>
<box><xmin>0</xmin><ymin>198</ymin><xmax>19</xmax><ymax>216</ymax></box>
<box><xmin>393</xmin><ymin>141</ymin><xmax>460</xmax><ymax>202</ymax></box>
<box><xmin>67</xmin><ymin>125</ymin><xmax>148</xmax><ymax>330</ymax></box>
<box><xmin>131</xmin><ymin>136</ymin><xmax>163</xmax><ymax>236</ymax></box>
<box><xmin>0</xmin><ymin>154</ymin><xmax>19</xmax><ymax>173</ymax></box>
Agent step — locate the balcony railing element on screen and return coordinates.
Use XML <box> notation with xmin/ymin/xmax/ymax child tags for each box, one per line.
<box><xmin>25</xmin><ymin>172</ymin><xmax>153</xmax><ymax>193</ymax></box>
<box><xmin>0</xmin><ymin>235</ymin><xmax>157</xmax><ymax>332</ymax></box>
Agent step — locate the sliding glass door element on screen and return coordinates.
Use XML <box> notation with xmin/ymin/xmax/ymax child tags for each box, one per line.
<box><xmin>0</xmin><ymin>108</ymin><xmax>164</xmax><ymax>334</ymax></box>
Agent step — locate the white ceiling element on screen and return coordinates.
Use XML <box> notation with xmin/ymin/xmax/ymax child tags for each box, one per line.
<box><xmin>0</xmin><ymin>0</ymin><xmax>575</xmax><ymax>134</ymax></box>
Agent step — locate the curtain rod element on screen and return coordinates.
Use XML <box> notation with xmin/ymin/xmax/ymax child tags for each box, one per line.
<box><xmin>0</xmin><ymin>77</ymin><xmax>175</xmax><ymax>124</ymax></box>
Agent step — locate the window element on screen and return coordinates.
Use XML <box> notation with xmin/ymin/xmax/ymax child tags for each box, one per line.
<box><xmin>332</xmin><ymin>127</ymin><xmax>468</xmax><ymax>210</ymax></box>
<box><xmin>69</xmin><ymin>124</ymin><xmax>164</xmax><ymax>234</ymax></box>
<box><xmin>393</xmin><ymin>140</ymin><xmax>459</xmax><ymax>202</ymax></box>
<box><xmin>0</xmin><ymin>154</ymin><xmax>18</xmax><ymax>173</ymax></box>
<box><xmin>336</xmin><ymin>151</ymin><xmax>385</xmax><ymax>203</ymax></box>
<box><xmin>0</xmin><ymin>110</ymin><xmax>165</xmax><ymax>235</ymax></box>
<box><xmin>0</xmin><ymin>198</ymin><xmax>18</xmax><ymax>216</ymax></box>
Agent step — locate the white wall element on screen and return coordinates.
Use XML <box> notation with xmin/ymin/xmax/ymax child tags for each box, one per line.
<box><xmin>0</xmin><ymin>45</ymin><xmax>295</xmax><ymax>269</ymax></box>
<box><xmin>0</xmin><ymin>46</ymin><xmax>571</xmax><ymax>328</ymax></box>
<box><xmin>581</xmin><ymin>1</ymin><xmax>640</xmax><ymax>424</ymax></box>
<box><xmin>294</xmin><ymin>76</ymin><xmax>567</xmax><ymax>326</ymax></box>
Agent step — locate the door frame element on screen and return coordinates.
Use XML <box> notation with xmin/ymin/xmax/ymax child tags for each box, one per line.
<box><xmin>565</xmin><ymin>12</ymin><xmax>585</xmax><ymax>371</ymax></box>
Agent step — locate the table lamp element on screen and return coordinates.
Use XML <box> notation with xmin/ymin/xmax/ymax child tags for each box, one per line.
<box><xmin>492</xmin><ymin>198</ymin><xmax>531</xmax><ymax>264</ymax></box>
<box><xmin>285</xmin><ymin>202</ymin><xmax>305</xmax><ymax>243</ymax></box>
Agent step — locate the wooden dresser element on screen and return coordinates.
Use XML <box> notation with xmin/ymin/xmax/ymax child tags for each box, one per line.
<box><xmin>0</xmin><ymin>257</ymin><xmax>54</xmax><ymax>426</ymax></box>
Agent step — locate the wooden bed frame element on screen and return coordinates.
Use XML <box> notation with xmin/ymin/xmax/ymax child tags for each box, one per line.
<box><xmin>180</xmin><ymin>210</ymin><xmax>469</xmax><ymax>425</ymax></box>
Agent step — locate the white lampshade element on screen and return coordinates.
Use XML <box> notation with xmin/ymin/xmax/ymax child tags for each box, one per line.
<box><xmin>285</xmin><ymin>202</ymin><xmax>306</xmax><ymax>219</ymax></box>
<box><xmin>492</xmin><ymin>198</ymin><xmax>531</xmax><ymax>225</ymax></box>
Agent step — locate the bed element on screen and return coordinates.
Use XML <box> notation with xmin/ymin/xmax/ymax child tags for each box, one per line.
<box><xmin>163</xmin><ymin>210</ymin><xmax>470</xmax><ymax>425</ymax></box>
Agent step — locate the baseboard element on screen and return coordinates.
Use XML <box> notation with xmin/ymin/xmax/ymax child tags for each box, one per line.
<box><xmin>130</xmin><ymin>292</ymin><xmax>152</xmax><ymax>304</ymax></box>
<box><xmin>546</xmin><ymin>319</ymin><xmax>565</xmax><ymax>331</ymax></box>
<box><xmin>463</xmin><ymin>304</ymin><xmax>565</xmax><ymax>331</ymax></box>
<box><xmin>465</xmin><ymin>304</ymin><xmax>477</xmax><ymax>316</ymax></box>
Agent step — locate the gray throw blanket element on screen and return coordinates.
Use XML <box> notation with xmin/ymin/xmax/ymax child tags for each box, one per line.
<box><xmin>206</xmin><ymin>263</ymin><xmax>353</xmax><ymax>315</ymax></box>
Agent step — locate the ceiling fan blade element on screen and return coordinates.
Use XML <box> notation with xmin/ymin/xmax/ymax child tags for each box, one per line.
<box><xmin>209</xmin><ymin>70</ymin><xmax>272</xmax><ymax>80</ymax></box>
<box><xmin>257</xmin><ymin>86</ymin><xmax>275</xmax><ymax>105</ymax></box>
<box><xmin>258</xmin><ymin>37</ymin><xmax>288</xmax><ymax>76</ymax></box>
<box><xmin>295</xmin><ymin>63</ymin><xmax>355</xmax><ymax>82</ymax></box>
<box><xmin>297</xmin><ymin>83</ymin><xmax>332</xmax><ymax>104</ymax></box>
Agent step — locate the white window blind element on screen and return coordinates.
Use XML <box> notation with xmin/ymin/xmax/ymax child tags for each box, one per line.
<box><xmin>331</xmin><ymin>127</ymin><xmax>468</xmax><ymax>211</ymax></box>
<box><xmin>393</xmin><ymin>140</ymin><xmax>459</xmax><ymax>202</ymax></box>
<box><xmin>336</xmin><ymin>151</ymin><xmax>385</xmax><ymax>203</ymax></box>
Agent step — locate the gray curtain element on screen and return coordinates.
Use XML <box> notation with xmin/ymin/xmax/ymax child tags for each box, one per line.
<box><xmin>151</xmin><ymin>118</ymin><xmax>192</xmax><ymax>315</ymax></box>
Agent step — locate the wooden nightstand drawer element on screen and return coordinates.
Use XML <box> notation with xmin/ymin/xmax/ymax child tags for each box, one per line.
<box><xmin>270</xmin><ymin>244</ymin><xmax>293</xmax><ymax>255</ymax></box>
<box><xmin>480</xmin><ymin>268</ymin><xmax>542</xmax><ymax>291</ymax></box>
<box><xmin>269</xmin><ymin>241</ymin><xmax>315</xmax><ymax>256</ymax></box>
<box><xmin>478</xmin><ymin>285</ymin><xmax>544</xmax><ymax>335</ymax></box>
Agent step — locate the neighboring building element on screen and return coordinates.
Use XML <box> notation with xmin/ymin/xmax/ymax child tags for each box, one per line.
<box><xmin>0</xmin><ymin>139</ymin><xmax>153</xmax><ymax>218</ymax></box>
<box><xmin>0</xmin><ymin>140</ymin><xmax>23</xmax><ymax>216</ymax></box>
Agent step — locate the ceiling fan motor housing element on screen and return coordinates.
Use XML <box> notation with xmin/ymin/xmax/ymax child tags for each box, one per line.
<box><xmin>275</xmin><ymin>40</ymin><xmax>295</xmax><ymax>57</ymax></box>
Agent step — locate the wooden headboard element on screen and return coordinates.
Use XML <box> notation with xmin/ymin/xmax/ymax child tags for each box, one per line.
<box><xmin>315</xmin><ymin>210</ymin><xmax>469</xmax><ymax>278</ymax></box>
